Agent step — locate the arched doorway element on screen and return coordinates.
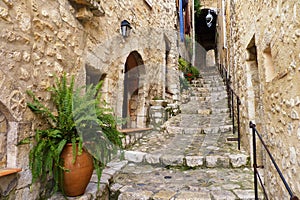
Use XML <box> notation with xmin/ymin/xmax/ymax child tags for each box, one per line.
<box><xmin>122</xmin><ymin>51</ymin><xmax>144</xmax><ymax>128</ymax></box>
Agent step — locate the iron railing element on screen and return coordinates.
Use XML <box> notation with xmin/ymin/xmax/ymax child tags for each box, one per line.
<box><xmin>249</xmin><ymin>121</ymin><xmax>299</xmax><ymax>200</ymax></box>
<box><xmin>218</xmin><ymin>64</ymin><xmax>241</xmax><ymax>150</ymax></box>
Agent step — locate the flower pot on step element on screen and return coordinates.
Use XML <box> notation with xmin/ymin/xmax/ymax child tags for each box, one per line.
<box><xmin>60</xmin><ymin>143</ymin><xmax>94</xmax><ymax>197</ymax></box>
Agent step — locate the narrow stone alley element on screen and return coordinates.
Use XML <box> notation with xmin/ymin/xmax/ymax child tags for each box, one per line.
<box><xmin>50</xmin><ymin>65</ymin><xmax>261</xmax><ymax>200</ymax></box>
<box><xmin>108</xmin><ymin>65</ymin><xmax>258</xmax><ymax>200</ymax></box>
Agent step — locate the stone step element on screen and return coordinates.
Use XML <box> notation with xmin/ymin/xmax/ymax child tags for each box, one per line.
<box><xmin>191</xmin><ymin>79</ymin><xmax>224</xmax><ymax>85</ymax></box>
<box><xmin>195</xmin><ymin>85</ymin><xmax>226</xmax><ymax>91</ymax></box>
<box><xmin>163</xmin><ymin>125</ymin><xmax>233</xmax><ymax>135</ymax></box>
<box><xmin>123</xmin><ymin>150</ymin><xmax>250</xmax><ymax>168</ymax></box>
<box><xmin>191</xmin><ymin>82</ymin><xmax>225</xmax><ymax>88</ymax></box>
<box><xmin>189</xmin><ymin>96</ymin><xmax>227</xmax><ymax>103</ymax></box>
<box><xmin>191</xmin><ymin>92</ymin><xmax>227</xmax><ymax>99</ymax></box>
<box><xmin>111</xmin><ymin>163</ymin><xmax>262</xmax><ymax>200</ymax></box>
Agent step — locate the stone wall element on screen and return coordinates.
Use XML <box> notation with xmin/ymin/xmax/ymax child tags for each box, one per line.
<box><xmin>224</xmin><ymin>0</ymin><xmax>300</xmax><ymax>198</ymax></box>
<box><xmin>0</xmin><ymin>0</ymin><xmax>181</xmax><ymax>198</ymax></box>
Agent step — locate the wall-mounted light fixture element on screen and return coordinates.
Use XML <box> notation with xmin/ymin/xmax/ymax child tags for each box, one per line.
<box><xmin>206</xmin><ymin>10</ymin><xmax>213</xmax><ymax>28</ymax></box>
<box><xmin>121</xmin><ymin>20</ymin><xmax>132</xmax><ymax>37</ymax></box>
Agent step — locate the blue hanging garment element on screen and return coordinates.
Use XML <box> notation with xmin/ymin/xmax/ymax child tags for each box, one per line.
<box><xmin>179</xmin><ymin>0</ymin><xmax>184</xmax><ymax>41</ymax></box>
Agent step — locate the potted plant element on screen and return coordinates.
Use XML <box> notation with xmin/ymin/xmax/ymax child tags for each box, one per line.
<box><xmin>25</xmin><ymin>73</ymin><xmax>123</xmax><ymax>197</ymax></box>
<box><xmin>178</xmin><ymin>57</ymin><xmax>200</xmax><ymax>82</ymax></box>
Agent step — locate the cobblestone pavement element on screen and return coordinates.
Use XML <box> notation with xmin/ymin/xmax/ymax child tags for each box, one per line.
<box><xmin>109</xmin><ymin>65</ymin><xmax>262</xmax><ymax>200</ymax></box>
<box><xmin>50</xmin><ymin>66</ymin><xmax>262</xmax><ymax>199</ymax></box>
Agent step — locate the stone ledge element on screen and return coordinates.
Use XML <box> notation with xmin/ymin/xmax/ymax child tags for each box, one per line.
<box><xmin>121</xmin><ymin>150</ymin><xmax>250</xmax><ymax>168</ymax></box>
<box><xmin>119</xmin><ymin>128</ymin><xmax>153</xmax><ymax>148</ymax></box>
<box><xmin>119</xmin><ymin>128</ymin><xmax>152</xmax><ymax>133</ymax></box>
<box><xmin>0</xmin><ymin>168</ymin><xmax>22</xmax><ymax>177</ymax></box>
<box><xmin>68</xmin><ymin>0</ymin><xmax>105</xmax><ymax>21</ymax></box>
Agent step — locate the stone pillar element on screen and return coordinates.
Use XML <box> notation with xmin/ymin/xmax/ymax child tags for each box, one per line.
<box><xmin>7</xmin><ymin>122</ymin><xmax>18</xmax><ymax>168</ymax></box>
<box><xmin>149</xmin><ymin>100</ymin><xmax>168</xmax><ymax>130</ymax></box>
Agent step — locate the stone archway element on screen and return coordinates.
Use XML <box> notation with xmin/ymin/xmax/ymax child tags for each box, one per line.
<box><xmin>122</xmin><ymin>51</ymin><xmax>144</xmax><ymax>128</ymax></box>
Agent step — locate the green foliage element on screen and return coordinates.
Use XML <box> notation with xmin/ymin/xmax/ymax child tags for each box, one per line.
<box><xmin>26</xmin><ymin>73</ymin><xmax>123</xmax><ymax>196</ymax></box>
<box><xmin>178</xmin><ymin>57</ymin><xmax>200</xmax><ymax>82</ymax></box>
<box><xmin>194</xmin><ymin>0</ymin><xmax>202</xmax><ymax>18</ymax></box>
<box><xmin>152</xmin><ymin>96</ymin><xmax>163</xmax><ymax>100</ymax></box>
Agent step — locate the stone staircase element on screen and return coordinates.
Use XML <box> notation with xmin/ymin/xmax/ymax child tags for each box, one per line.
<box><xmin>50</xmin><ymin>65</ymin><xmax>261</xmax><ymax>200</ymax></box>
<box><xmin>107</xmin><ymin>66</ymin><xmax>261</xmax><ymax>199</ymax></box>
<box><xmin>120</xmin><ymin>65</ymin><xmax>249</xmax><ymax>169</ymax></box>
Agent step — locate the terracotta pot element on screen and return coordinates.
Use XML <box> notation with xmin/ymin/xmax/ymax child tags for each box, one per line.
<box><xmin>60</xmin><ymin>143</ymin><xmax>94</xmax><ymax>197</ymax></box>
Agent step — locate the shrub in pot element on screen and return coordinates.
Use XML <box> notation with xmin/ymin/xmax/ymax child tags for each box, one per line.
<box><xmin>25</xmin><ymin>73</ymin><xmax>123</xmax><ymax>197</ymax></box>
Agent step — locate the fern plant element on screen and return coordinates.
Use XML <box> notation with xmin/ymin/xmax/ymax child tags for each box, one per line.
<box><xmin>26</xmin><ymin>73</ymin><xmax>123</xmax><ymax>196</ymax></box>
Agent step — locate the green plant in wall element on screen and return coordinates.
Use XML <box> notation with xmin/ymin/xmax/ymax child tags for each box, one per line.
<box><xmin>178</xmin><ymin>57</ymin><xmax>200</xmax><ymax>82</ymax></box>
<box><xmin>194</xmin><ymin>0</ymin><xmax>202</xmax><ymax>18</ymax></box>
<box><xmin>25</xmin><ymin>73</ymin><xmax>123</xmax><ymax>196</ymax></box>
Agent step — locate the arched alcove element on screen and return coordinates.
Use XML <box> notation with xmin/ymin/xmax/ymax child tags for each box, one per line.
<box><xmin>206</xmin><ymin>49</ymin><xmax>216</xmax><ymax>66</ymax></box>
<box><xmin>263</xmin><ymin>47</ymin><xmax>275</xmax><ymax>82</ymax></box>
<box><xmin>195</xmin><ymin>8</ymin><xmax>217</xmax><ymax>51</ymax></box>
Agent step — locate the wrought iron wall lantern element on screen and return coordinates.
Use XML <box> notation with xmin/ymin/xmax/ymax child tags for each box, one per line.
<box><xmin>121</xmin><ymin>20</ymin><xmax>132</xmax><ymax>37</ymax></box>
<box><xmin>206</xmin><ymin>10</ymin><xmax>213</xmax><ymax>28</ymax></box>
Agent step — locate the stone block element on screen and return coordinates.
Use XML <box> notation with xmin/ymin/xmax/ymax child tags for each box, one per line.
<box><xmin>206</xmin><ymin>156</ymin><xmax>229</xmax><ymax>168</ymax></box>
<box><xmin>124</xmin><ymin>151</ymin><xmax>146</xmax><ymax>163</ymax></box>
<box><xmin>102</xmin><ymin>167</ymin><xmax>117</xmax><ymax>176</ymax></box>
<box><xmin>76</xmin><ymin>7</ymin><xmax>93</xmax><ymax>21</ymax></box>
<box><xmin>106</xmin><ymin>160</ymin><xmax>128</xmax><ymax>171</ymax></box>
<box><xmin>160</xmin><ymin>155</ymin><xmax>184</xmax><ymax>166</ymax></box>
<box><xmin>100</xmin><ymin>173</ymin><xmax>112</xmax><ymax>185</ymax></box>
<box><xmin>229</xmin><ymin>154</ymin><xmax>249</xmax><ymax>167</ymax></box>
<box><xmin>145</xmin><ymin>154</ymin><xmax>161</xmax><ymax>164</ymax></box>
<box><xmin>185</xmin><ymin>156</ymin><xmax>204</xmax><ymax>167</ymax></box>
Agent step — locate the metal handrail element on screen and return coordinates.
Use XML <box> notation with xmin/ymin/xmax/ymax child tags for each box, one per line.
<box><xmin>218</xmin><ymin>64</ymin><xmax>241</xmax><ymax>150</ymax></box>
<box><xmin>249</xmin><ymin>121</ymin><xmax>299</xmax><ymax>200</ymax></box>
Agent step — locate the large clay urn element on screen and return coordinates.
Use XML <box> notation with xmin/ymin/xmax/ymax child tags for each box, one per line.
<box><xmin>60</xmin><ymin>143</ymin><xmax>94</xmax><ymax>197</ymax></box>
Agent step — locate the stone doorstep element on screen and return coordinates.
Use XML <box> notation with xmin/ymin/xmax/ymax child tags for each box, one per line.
<box><xmin>122</xmin><ymin>150</ymin><xmax>250</xmax><ymax>168</ymax></box>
